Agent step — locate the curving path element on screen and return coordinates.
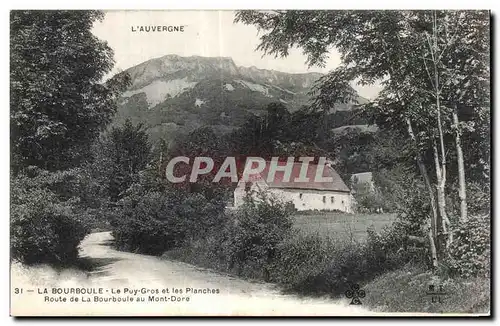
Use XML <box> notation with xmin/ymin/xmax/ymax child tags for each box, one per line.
<box><xmin>11</xmin><ymin>231</ymin><xmax>373</xmax><ymax>316</ymax></box>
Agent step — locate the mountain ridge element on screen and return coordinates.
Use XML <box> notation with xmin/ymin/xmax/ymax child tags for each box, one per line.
<box><xmin>123</xmin><ymin>54</ymin><xmax>324</xmax><ymax>93</ymax></box>
<box><xmin>115</xmin><ymin>54</ymin><xmax>368</xmax><ymax>144</ymax></box>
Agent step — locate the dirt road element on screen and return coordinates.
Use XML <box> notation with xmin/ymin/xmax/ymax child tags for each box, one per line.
<box><xmin>11</xmin><ymin>231</ymin><xmax>373</xmax><ymax>316</ymax></box>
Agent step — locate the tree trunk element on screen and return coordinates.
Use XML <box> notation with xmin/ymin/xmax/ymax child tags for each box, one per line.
<box><xmin>453</xmin><ymin>108</ymin><xmax>468</xmax><ymax>222</ymax></box>
<box><xmin>406</xmin><ymin>118</ymin><xmax>438</xmax><ymax>228</ymax></box>
<box><xmin>434</xmin><ymin>109</ymin><xmax>450</xmax><ymax>248</ymax></box>
<box><xmin>427</xmin><ymin>221</ymin><xmax>439</xmax><ymax>269</ymax></box>
<box><xmin>158</xmin><ymin>150</ymin><xmax>164</xmax><ymax>178</ymax></box>
<box><xmin>432</xmin><ymin>141</ymin><xmax>453</xmax><ymax>251</ymax></box>
<box><xmin>406</xmin><ymin>118</ymin><xmax>439</xmax><ymax>266</ymax></box>
<box><xmin>428</xmin><ymin>13</ymin><xmax>452</xmax><ymax>250</ymax></box>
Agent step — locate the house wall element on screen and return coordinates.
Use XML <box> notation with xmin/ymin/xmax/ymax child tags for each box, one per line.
<box><xmin>269</xmin><ymin>188</ymin><xmax>352</xmax><ymax>213</ymax></box>
<box><xmin>234</xmin><ymin>183</ymin><xmax>353</xmax><ymax>213</ymax></box>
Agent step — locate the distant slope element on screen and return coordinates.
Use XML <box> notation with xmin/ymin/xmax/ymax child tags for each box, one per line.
<box><xmin>114</xmin><ymin>54</ymin><xmax>368</xmax><ymax>143</ymax></box>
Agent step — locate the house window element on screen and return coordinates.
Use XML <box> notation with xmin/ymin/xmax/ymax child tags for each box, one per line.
<box><xmin>299</xmin><ymin>193</ymin><xmax>303</xmax><ymax>200</ymax></box>
<box><xmin>323</xmin><ymin>196</ymin><xmax>326</xmax><ymax>203</ymax></box>
<box><xmin>331</xmin><ymin>196</ymin><xmax>335</xmax><ymax>204</ymax></box>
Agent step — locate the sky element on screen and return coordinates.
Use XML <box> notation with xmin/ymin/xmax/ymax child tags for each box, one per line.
<box><xmin>92</xmin><ymin>10</ymin><xmax>381</xmax><ymax>99</ymax></box>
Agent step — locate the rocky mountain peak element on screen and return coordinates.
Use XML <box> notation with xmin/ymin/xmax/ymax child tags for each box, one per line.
<box><xmin>124</xmin><ymin>54</ymin><xmax>323</xmax><ymax>92</ymax></box>
<box><xmin>115</xmin><ymin>54</ymin><xmax>366</xmax><ymax>144</ymax></box>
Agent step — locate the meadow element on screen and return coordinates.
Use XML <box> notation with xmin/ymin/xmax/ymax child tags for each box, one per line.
<box><xmin>293</xmin><ymin>211</ymin><xmax>396</xmax><ymax>241</ymax></box>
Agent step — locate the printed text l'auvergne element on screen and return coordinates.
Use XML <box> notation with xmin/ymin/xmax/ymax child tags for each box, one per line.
<box><xmin>131</xmin><ymin>25</ymin><xmax>185</xmax><ymax>32</ymax></box>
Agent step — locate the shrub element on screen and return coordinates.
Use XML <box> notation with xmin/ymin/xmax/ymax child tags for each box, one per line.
<box><xmin>446</xmin><ymin>215</ymin><xmax>490</xmax><ymax>278</ymax></box>
<box><xmin>111</xmin><ymin>190</ymin><xmax>187</xmax><ymax>255</ymax></box>
<box><xmin>465</xmin><ymin>182</ymin><xmax>490</xmax><ymax>215</ymax></box>
<box><xmin>369</xmin><ymin>165</ymin><xmax>430</xmax><ymax>215</ymax></box>
<box><xmin>175</xmin><ymin>192</ymin><xmax>226</xmax><ymax>241</ymax></box>
<box><xmin>269</xmin><ymin>226</ymin><xmax>413</xmax><ymax>297</ymax></box>
<box><xmin>91</xmin><ymin>120</ymin><xmax>151</xmax><ymax>202</ymax></box>
<box><xmin>111</xmin><ymin>171</ymin><xmax>226</xmax><ymax>255</ymax></box>
<box><xmin>222</xmin><ymin>192</ymin><xmax>294</xmax><ymax>278</ymax></box>
<box><xmin>366</xmin><ymin>221</ymin><xmax>427</xmax><ymax>269</ymax></box>
<box><xmin>165</xmin><ymin>193</ymin><xmax>299</xmax><ymax>280</ymax></box>
<box><xmin>353</xmin><ymin>190</ymin><xmax>386</xmax><ymax>213</ymax></box>
<box><xmin>270</xmin><ymin>231</ymin><xmax>338</xmax><ymax>293</ymax></box>
<box><xmin>164</xmin><ymin>191</ymin><xmax>412</xmax><ymax>297</ymax></box>
<box><xmin>11</xmin><ymin>172</ymin><xmax>88</xmax><ymax>265</ymax></box>
<box><xmin>165</xmin><ymin>234</ymin><xmax>229</xmax><ymax>273</ymax></box>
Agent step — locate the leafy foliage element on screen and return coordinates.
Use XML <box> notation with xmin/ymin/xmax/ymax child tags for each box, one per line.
<box><xmin>273</xmin><ymin>232</ymin><xmax>405</xmax><ymax>296</ymax></box>
<box><xmin>236</xmin><ymin>10</ymin><xmax>489</xmax><ymax>179</ymax></box>
<box><xmin>111</xmin><ymin>190</ymin><xmax>187</xmax><ymax>255</ymax></box>
<box><xmin>10</xmin><ymin>10</ymin><xmax>130</xmax><ymax>172</ymax></box>
<box><xmin>446</xmin><ymin>215</ymin><xmax>490</xmax><ymax>278</ymax></box>
<box><xmin>236</xmin><ymin>9</ymin><xmax>490</xmax><ymax>268</ymax></box>
<box><xmin>11</xmin><ymin>170</ymin><xmax>88</xmax><ymax>265</ymax></box>
<box><xmin>166</xmin><ymin>194</ymin><xmax>409</xmax><ymax>297</ymax></box>
<box><xmin>10</xmin><ymin>10</ymin><xmax>134</xmax><ymax>265</ymax></box>
<box><xmin>91</xmin><ymin>119</ymin><xmax>151</xmax><ymax>202</ymax></box>
<box><xmin>222</xmin><ymin>193</ymin><xmax>294</xmax><ymax>277</ymax></box>
<box><xmin>110</xmin><ymin>169</ymin><xmax>226</xmax><ymax>255</ymax></box>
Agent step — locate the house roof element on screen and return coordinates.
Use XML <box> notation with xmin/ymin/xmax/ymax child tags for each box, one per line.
<box><xmin>246</xmin><ymin>161</ymin><xmax>350</xmax><ymax>193</ymax></box>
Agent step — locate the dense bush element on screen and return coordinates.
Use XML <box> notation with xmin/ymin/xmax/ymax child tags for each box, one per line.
<box><xmin>166</xmin><ymin>233</ymin><xmax>229</xmax><ymax>273</ymax></box>
<box><xmin>353</xmin><ymin>190</ymin><xmax>386</xmax><ymax>213</ymax></box>
<box><xmin>91</xmin><ymin>119</ymin><xmax>151</xmax><ymax>202</ymax></box>
<box><xmin>110</xmin><ymin>170</ymin><xmax>226</xmax><ymax>255</ymax></box>
<box><xmin>164</xmin><ymin>192</ymin><xmax>295</xmax><ymax>278</ymax></box>
<box><xmin>446</xmin><ymin>215</ymin><xmax>490</xmax><ymax>278</ymax></box>
<box><xmin>366</xmin><ymin>221</ymin><xmax>427</xmax><ymax>268</ymax></box>
<box><xmin>270</xmin><ymin>232</ymin><xmax>342</xmax><ymax>293</ymax></box>
<box><xmin>111</xmin><ymin>191</ymin><xmax>186</xmax><ymax>255</ymax></box>
<box><xmin>175</xmin><ymin>192</ymin><xmax>227</xmax><ymax>241</ymax></box>
<box><xmin>462</xmin><ymin>182</ymin><xmax>490</xmax><ymax>215</ymax></box>
<box><xmin>268</xmin><ymin>223</ymin><xmax>417</xmax><ymax>296</ymax></box>
<box><xmin>351</xmin><ymin>166</ymin><xmax>426</xmax><ymax>214</ymax></box>
<box><xmin>394</xmin><ymin>181</ymin><xmax>431</xmax><ymax>238</ymax></box>
<box><xmin>164</xmin><ymin>191</ymin><xmax>412</xmax><ymax>297</ymax></box>
<box><xmin>222</xmin><ymin>193</ymin><xmax>294</xmax><ymax>278</ymax></box>
<box><xmin>11</xmin><ymin>171</ymin><xmax>88</xmax><ymax>265</ymax></box>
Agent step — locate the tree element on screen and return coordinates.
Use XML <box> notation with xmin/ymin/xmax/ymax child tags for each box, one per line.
<box><xmin>432</xmin><ymin>11</ymin><xmax>490</xmax><ymax>222</ymax></box>
<box><xmin>10</xmin><ymin>10</ymin><xmax>129</xmax><ymax>172</ymax></box>
<box><xmin>92</xmin><ymin>119</ymin><xmax>151</xmax><ymax>202</ymax></box>
<box><xmin>229</xmin><ymin>102</ymin><xmax>328</xmax><ymax>160</ymax></box>
<box><xmin>235</xmin><ymin>10</ymin><xmax>490</xmax><ymax>266</ymax></box>
<box><xmin>11</xmin><ymin>167</ymin><xmax>88</xmax><ymax>265</ymax></box>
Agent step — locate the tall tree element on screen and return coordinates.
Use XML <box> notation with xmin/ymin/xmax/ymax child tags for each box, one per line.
<box><xmin>433</xmin><ymin>11</ymin><xmax>490</xmax><ymax>222</ymax></box>
<box><xmin>236</xmin><ymin>10</ymin><xmax>490</xmax><ymax>266</ymax></box>
<box><xmin>92</xmin><ymin>119</ymin><xmax>151</xmax><ymax>202</ymax></box>
<box><xmin>10</xmin><ymin>10</ymin><xmax>129</xmax><ymax>172</ymax></box>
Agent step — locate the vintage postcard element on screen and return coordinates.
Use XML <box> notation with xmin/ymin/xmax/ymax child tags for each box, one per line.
<box><xmin>10</xmin><ymin>10</ymin><xmax>491</xmax><ymax>316</ymax></box>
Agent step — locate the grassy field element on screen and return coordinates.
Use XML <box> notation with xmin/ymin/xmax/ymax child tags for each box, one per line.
<box><xmin>293</xmin><ymin>211</ymin><xmax>396</xmax><ymax>241</ymax></box>
<box><xmin>363</xmin><ymin>264</ymin><xmax>490</xmax><ymax>314</ymax></box>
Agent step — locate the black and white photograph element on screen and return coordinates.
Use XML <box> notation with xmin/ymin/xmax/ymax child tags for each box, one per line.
<box><xmin>9</xmin><ymin>9</ymin><xmax>491</xmax><ymax>316</ymax></box>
